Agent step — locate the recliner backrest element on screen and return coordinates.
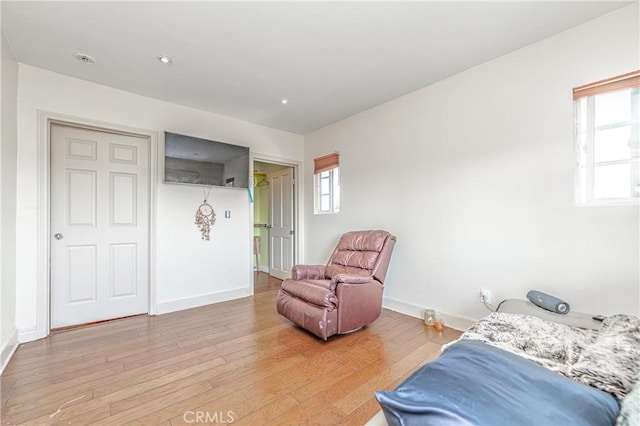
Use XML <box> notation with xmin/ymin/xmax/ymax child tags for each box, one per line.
<box><xmin>325</xmin><ymin>230</ymin><xmax>395</xmax><ymax>282</ymax></box>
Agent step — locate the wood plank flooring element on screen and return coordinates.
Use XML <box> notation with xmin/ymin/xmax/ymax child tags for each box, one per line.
<box><xmin>1</xmin><ymin>277</ymin><xmax>461</xmax><ymax>425</ymax></box>
<box><xmin>254</xmin><ymin>271</ymin><xmax>283</xmax><ymax>295</ymax></box>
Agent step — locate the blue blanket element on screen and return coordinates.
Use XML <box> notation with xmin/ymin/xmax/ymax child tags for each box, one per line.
<box><xmin>375</xmin><ymin>340</ymin><xmax>619</xmax><ymax>426</ymax></box>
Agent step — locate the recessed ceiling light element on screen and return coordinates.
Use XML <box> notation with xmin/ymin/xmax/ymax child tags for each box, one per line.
<box><xmin>74</xmin><ymin>53</ymin><xmax>95</xmax><ymax>65</ymax></box>
<box><xmin>158</xmin><ymin>55</ymin><xmax>173</xmax><ymax>65</ymax></box>
<box><xmin>280</xmin><ymin>99</ymin><xmax>289</xmax><ymax>105</ymax></box>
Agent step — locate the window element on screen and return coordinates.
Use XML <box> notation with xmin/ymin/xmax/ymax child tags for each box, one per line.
<box><xmin>314</xmin><ymin>152</ymin><xmax>340</xmax><ymax>214</ymax></box>
<box><xmin>574</xmin><ymin>70</ymin><xmax>640</xmax><ymax>204</ymax></box>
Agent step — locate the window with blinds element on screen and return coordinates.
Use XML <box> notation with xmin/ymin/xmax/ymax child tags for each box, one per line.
<box><xmin>313</xmin><ymin>152</ymin><xmax>340</xmax><ymax>214</ymax></box>
<box><xmin>574</xmin><ymin>70</ymin><xmax>639</xmax><ymax>204</ymax></box>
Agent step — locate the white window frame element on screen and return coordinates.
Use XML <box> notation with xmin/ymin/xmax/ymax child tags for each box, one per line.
<box><xmin>574</xmin><ymin>74</ymin><xmax>640</xmax><ymax>206</ymax></box>
<box><xmin>314</xmin><ymin>167</ymin><xmax>340</xmax><ymax>214</ymax></box>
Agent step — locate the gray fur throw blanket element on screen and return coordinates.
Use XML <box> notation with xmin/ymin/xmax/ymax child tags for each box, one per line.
<box><xmin>446</xmin><ymin>312</ymin><xmax>640</xmax><ymax>401</ymax></box>
<box><xmin>617</xmin><ymin>380</ymin><xmax>640</xmax><ymax>426</ymax></box>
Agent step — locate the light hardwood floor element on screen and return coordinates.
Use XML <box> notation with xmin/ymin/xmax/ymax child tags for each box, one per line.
<box><xmin>1</xmin><ymin>275</ymin><xmax>461</xmax><ymax>425</ymax></box>
<box><xmin>254</xmin><ymin>271</ymin><xmax>284</xmax><ymax>295</ymax></box>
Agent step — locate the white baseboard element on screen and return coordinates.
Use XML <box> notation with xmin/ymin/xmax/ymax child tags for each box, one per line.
<box><xmin>17</xmin><ymin>326</ymin><xmax>39</xmax><ymax>343</ymax></box>
<box><xmin>156</xmin><ymin>287</ymin><xmax>253</xmax><ymax>315</ymax></box>
<box><xmin>382</xmin><ymin>297</ymin><xmax>476</xmax><ymax>331</ymax></box>
<box><xmin>256</xmin><ymin>265</ymin><xmax>269</xmax><ymax>273</ymax></box>
<box><xmin>0</xmin><ymin>329</ymin><xmax>19</xmax><ymax>375</ymax></box>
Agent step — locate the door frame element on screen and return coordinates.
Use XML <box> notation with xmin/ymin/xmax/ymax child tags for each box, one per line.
<box><xmin>251</xmin><ymin>153</ymin><xmax>303</xmax><ymax>288</ymax></box>
<box><xmin>36</xmin><ymin>110</ymin><xmax>158</xmax><ymax>339</ymax></box>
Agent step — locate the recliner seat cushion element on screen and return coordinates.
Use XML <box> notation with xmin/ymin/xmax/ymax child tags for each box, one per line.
<box><xmin>326</xmin><ymin>263</ymin><xmax>373</xmax><ymax>279</ymax></box>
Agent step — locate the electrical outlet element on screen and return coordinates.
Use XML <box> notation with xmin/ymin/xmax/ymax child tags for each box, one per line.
<box><xmin>479</xmin><ymin>288</ymin><xmax>491</xmax><ymax>304</ymax></box>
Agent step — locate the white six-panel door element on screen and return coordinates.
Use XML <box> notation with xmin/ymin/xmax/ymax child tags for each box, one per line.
<box><xmin>50</xmin><ymin>123</ymin><xmax>149</xmax><ymax>328</ymax></box>
<box><xmin>269</xmin><ymin>168</ymin><xmax>294</xmax><ymax>280</ymax></box>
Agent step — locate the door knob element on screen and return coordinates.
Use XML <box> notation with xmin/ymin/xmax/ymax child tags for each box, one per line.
<box><xmin>54</xmin><ymin>233</ymin><xmax>64</xmax><ymax>240</ymax></box>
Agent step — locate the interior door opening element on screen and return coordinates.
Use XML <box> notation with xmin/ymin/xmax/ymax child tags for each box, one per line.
<box><xmin>253</xmin><ymin>160</ymin><xmax>296</xmax><ymax>292</ymax></box>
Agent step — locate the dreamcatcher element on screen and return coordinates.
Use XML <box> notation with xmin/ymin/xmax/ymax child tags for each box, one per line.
<box><xmin>195</xmin><ymin>188</ymin><xmax>216</xmax><ymax>240</ymax></box>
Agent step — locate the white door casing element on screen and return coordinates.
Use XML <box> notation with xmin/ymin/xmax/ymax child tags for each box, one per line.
<box><xmin>269</xmin><ymin>168</ymin><xmax>294</xmax><ymax>280</ymax></box>
<box><xmin>50</xmin><ymin>123</ymin><xmax>150</xmax><ymax>328</ymax></box>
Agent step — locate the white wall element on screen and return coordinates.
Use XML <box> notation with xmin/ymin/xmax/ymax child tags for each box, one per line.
<box><xmin>1</xmin><ymin>31</ymin><xmax>19</xmax><ymax>368</ymax></box>
<box><xmin>304</xmin><ymin>4</ymin><xmax>640</xmax><ymax>328</ymax></box>
<box><xmin>15</xmin><ymin>65</ymin><xmax>304</xmax><ymax>340</ymax></box>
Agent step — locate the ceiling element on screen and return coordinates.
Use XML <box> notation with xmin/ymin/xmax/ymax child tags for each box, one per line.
<box><xmin>1</xmin><ymin>1</ymin><xmax>632</xmax><ymax>134</ymax></box>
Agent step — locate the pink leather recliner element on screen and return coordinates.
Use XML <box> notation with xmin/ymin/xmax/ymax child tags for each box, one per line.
<box><xmin>276</xmin><ymin>230</ymin><xmax>396</xmax><ymax>340</ymax></box>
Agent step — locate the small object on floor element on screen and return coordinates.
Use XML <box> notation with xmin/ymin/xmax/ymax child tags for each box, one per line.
<box><xmin>434</xmin><ymin>313</ymin><xmax>445</xmax><ymax>332</ymax></box>
<box><xmin>424</xmin><ymin>308</ymin><xmax>435</xmax><ymax>326</ymax></box>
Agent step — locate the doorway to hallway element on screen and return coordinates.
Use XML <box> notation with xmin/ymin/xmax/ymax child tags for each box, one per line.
<box><xmin>253</xmin><ymin>160</ymin><xmax>296</xmax><ymax>282</ymax></box>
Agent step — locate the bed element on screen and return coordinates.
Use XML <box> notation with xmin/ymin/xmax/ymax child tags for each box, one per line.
<box><xmin>374</xmin><ymin>305</ymin><xmax>640</xmax><ymax>426</ymax></box>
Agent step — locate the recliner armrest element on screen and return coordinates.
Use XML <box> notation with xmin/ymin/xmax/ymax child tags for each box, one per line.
<box><xmin>292</xmin><ymin>264</ymin><xmax>327</xmax><ymax>280</ymax></box>
<box><xmin>330</xmin><ymin>274</ymin><xmax>374</xmax><ymax>291</ymax></box>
